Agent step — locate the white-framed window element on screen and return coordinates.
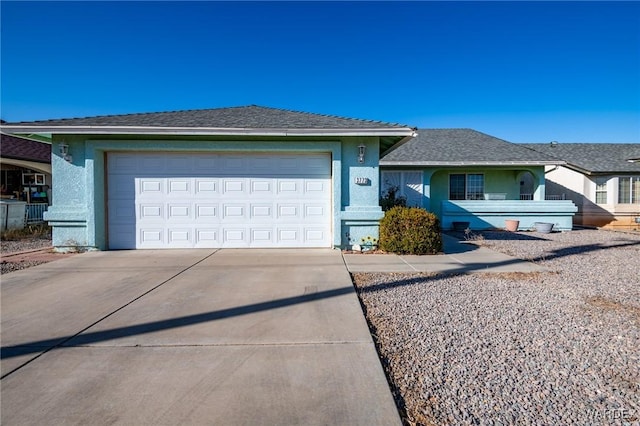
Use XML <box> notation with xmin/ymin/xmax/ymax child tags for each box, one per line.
<box><xmin>22</xmin><ymin>173</ymin><xmax>46</xmax><ymax>186</ymax></box>
<box><xmin>449</xmin><ymin>173</ymin><xmax>484</xmax><ymax>200</ymax></box>
<box><xmin>618</xmin><ymin>177</ymin><xmax>640</xmax><ymax>204</ymax></box>
<box><xmin>380</xmin><ymin>171</ymin><xmax>423</xmax><ymax>207</ymax></box>
<box><xmin>595</xmin><ymin>177</ymin><xmax>608</xmax><ymax>204</ymax></box>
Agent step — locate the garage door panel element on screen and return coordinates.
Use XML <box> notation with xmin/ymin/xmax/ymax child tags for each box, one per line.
<box><xmin>223</xmin><ymin>228</ymin><xmax>247</xmax><ymax>245</ymax></box>
<box><xmin>222</xmin><ymin>204</ymin><xmax>246</xmax><ymax>221</ymax></box>
<box><xmin>167</xmin><ymin>204</ymin><xmax>192</xmax><ymax>221</ymax></box>
<box><xmin>195</xmin><ymin>228</ymin><xmax>219</xmax><ymax>246</ymax></box>
<box><xmin>223</xmin><ymin>179</ymin><xmax>245</xmax><ymax>194</ymax></box>
<box><xmin>277</xmin><ymin>180</ymin><xmax>302</xmax><ymax>198</ymax></box>
<box><xmin>251</xmin><ymin>228</ymin><xmax>273</xmax><ymax>244</ymax></box>
<box><xmin>139</xmin><ymin>179</ymin><xmax>163</xmax><ymax>196</ymax></box>
<box><xmin>305</xmin><ymin>204</ymin><xmax>328</xmax><ymax>218</ymax></box>
<box><xmin>250</xmin><ymin>179</ymin><xmax>273</xmax><ymax>194</ymax></box>
<box><xmin>139</xmin><ymin>204</ymin><xmax>164</xmax><ymax>221</ymax></box>
<box><xmin>167</xmin><ymin>229</ymin><xmax>191</xmax><ymax>247</ymax></box>
<box><xmin>167</xmin><ymin>179</ymin><xmax>191</xmax><ymax>195</ymax></box>
<box><xmin>140</xmin><ymin>228</ymin><xmax>164</xmax><ymax>247</ymax></box>
<box><xmin>195</xmin><ymin>179</ymin><xmax>219</xmax><ymax>195</ymax></box>
<box><xmin>305</xmin><ymin>180</ymin><xmax>327</xmax><ymax>193</ymax></box>
<box><xmin>305</xmin><ymin>229</ymin><xmax>328</xmax><ymax>244</ymax></box>
<box><xmin>277</xmin><ymin>228</ymin><xmax>300</xmax><ymax>244</ymax></box>
<box><xmin>195</xmin><ymin>204</ymin><xmax>219</xmax><ymax>221</ymax></box>
<box><xmin>108</xmin><ymin>152</ymin><xmax>331</xmax><ymax>249</ymax></box>
<box><xmin>277</xmin><ymin>204</ymin><xmax>300</xmax><ymax>219</ymax></box>
<box><xmin>251</xmin><ymin>204</ymin><xmax>273</xmax><ymax>219</ymax></box>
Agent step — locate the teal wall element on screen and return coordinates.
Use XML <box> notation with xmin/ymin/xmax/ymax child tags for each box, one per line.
<box><xmin>427</xmin><ymin>167</ymin><xmax>545</xmax><ymax>216</ymax></box>
<box><xmin>441</xmin><ymin>200</ymin><xmax>577</xmax><ymax>231</ymax></box>
<box><xmin>378</xmin><ymin>165</ymin><xmax>574</xmax><ymax>230</ymax></box>
<box><xmin>44</xmin><ymin>137</ymin><xmax>90</xmax><ymax>249</ymax></box>
<box><xmin>340</xmin><ymin>137</ymin><xmax>384</xmax><ymax>247</ymax></box>
<box><xmin>45</xmin><ymin>135</ymin><xmax>383</xmax><ymax>250</ymax></box>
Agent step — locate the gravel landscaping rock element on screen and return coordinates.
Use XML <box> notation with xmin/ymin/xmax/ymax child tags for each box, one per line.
<box><xmin>353</xmin><ymin>229</ymin><xmax>640</xmax><ymax>425</ymax></box>
<box><xmin>1</xmin><ymin>236</ymin><xmax>55</xmax><ymax>275</ymax></box>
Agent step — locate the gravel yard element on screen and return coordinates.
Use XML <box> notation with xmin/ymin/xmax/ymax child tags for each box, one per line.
<box><xmin>353</xmin><ymin>229</ymin><xmax>640</xmax><ymax>425</ymax></box>
<box><xmin>1</xmin><ymin>233</ymin><xmax>54</xmax><ymax>274</ymax></box>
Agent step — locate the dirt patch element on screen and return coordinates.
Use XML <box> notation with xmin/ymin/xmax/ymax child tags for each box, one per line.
<box><xmin>1</xmin><ymin>248</ymin><xmax>77</xmax><ymax>274</ymax></box>
<box><xmin>586</xmin><ymin>295</ymin><xmax>640</xmax><ymax>323</ymax></box>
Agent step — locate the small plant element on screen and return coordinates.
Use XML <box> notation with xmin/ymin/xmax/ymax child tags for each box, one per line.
<box><xmin>464</xmin><ymin>228</ymin><xmax>485</xmax><ymax>244</ymax></box>
<box><xmin>379</xmin><ymin>206</ymin><xmax>442</xmax><ymax>255</ymax></box>
<box><xmin>60</xmin><ymin>239</ymin><xmax>91</xmax><ymax>253</ymax></box>
<box><xmin>380</xmin><ymin>185</ymin><xmax>407</xmax><ymax>211</ymax></box>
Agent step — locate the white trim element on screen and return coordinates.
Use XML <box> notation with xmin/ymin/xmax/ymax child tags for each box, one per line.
<box><xmin>0</xmin><ymin>125</ymin><xmax>416</xmax><ymax>137</ymax></box>
<box><xmin>381</xmin><ymin>160</ymin><xmax>564</xmax><ymax>166</ymax></box>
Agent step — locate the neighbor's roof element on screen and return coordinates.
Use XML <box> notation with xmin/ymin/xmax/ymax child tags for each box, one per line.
<box><xmin>0</xmin><ymin>133</ymin><xmax>51</xmax><ymax>164</ymax></box>
<box><xmin>380</xmin><ymin>129</ymin><xmax>563</xmax><ymax>166</ymax></box>
<box><xmin>0</xmin><ymin>105</ymin><xmax>416</xmax><ymax>139</ymax></box>
<box><xmin>521</xmin><ymin>143</ymin><xmax>640</xmax><ymax>174</ymax></box>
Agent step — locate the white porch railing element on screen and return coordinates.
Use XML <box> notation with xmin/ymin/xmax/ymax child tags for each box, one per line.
<box><xmin>545</xmin><ymin>194</ymin><xmax>566</xmax><ymax>200</ymax></box>
<box><xmin>25</xmin><ymin>203</ymin><xmax>48</xmax><ymax>224</ymax></box>
<box><xmin>519</xmin><ymin>194</ymin><xmax>566</xmax><ymax>200</ymax></box>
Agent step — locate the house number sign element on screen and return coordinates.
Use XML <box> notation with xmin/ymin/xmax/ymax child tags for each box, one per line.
<box><xmin>354</xmin><ymin>177</ymin><xmax>370</xmax><ymax>185</ymax></box>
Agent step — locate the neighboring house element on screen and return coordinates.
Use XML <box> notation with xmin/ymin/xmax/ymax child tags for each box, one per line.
<box><xmin>1</xmin><ymin>133</ymin><xmax>52</xmax><ymax>224</ymax></box>
<box><xmin>1</xmin><ymin>106</ymin><xmax>415</xmax><ymax>250</ymax></box>
<box><xmin>380</xmin><ymin>129</ymin><xmax>577</xmax><ymax>230</ymax></box>
<box><xmin>522</xmin><ymin>143</ymin><xmax>640</xmax><ymax>230</ymax></box>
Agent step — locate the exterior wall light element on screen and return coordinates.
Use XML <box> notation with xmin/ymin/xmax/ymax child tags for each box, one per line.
<box><xmin>358</xmin><ymin>143</ymin><xmax>366</xmax><ymax>164</ymax></box>
<box><xmin>59</xmin><ymin>143</ymin><xmax>72</xmax><ymax>162</ymax></box>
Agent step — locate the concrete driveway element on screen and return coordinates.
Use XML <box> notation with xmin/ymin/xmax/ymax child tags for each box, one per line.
<box><xmin>1</xmin><ymin>249</ymin><xmax>401</xmax><ymax>425</ymax></box>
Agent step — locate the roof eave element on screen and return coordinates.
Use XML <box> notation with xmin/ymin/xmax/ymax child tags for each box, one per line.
<box><xmin>380</xmin><ymin>160</ymin><xmax>565</xmax><ymax>167</ymax></box>
<box><xmin>0</xmin><ymin>125</ymin><xmax>415</xmax><ymax>137</ymax></box>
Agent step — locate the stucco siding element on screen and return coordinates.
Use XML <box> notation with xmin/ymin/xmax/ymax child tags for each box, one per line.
<box><xmin>45</xmin><ymin>135</ymin><xmax>384</xmax><ymax>250</ymax></box>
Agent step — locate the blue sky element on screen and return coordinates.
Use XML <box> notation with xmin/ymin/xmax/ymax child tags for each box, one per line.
<box><xmin>2</xmin><ymin>1</ymin><xmax>639</xmax><ymax>143</ymax></box>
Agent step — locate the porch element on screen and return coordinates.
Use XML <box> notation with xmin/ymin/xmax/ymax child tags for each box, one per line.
<box><xmin>441</xmin><ymin>199</ymin><xmax>578</xmax><ymax>231</ymax></box>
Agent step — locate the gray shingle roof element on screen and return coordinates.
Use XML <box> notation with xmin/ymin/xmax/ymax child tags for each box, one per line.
<box><xmin>380</xmin><ymin>129</ymin><xmax>562</xmax><ymax>166</ymax></box>
<box><xmin>521</xmin><ymin>143</ymin><xmax>640</xmax><ymax>174</ymax></box>
<box><xmin>3</xmin><ymin>105</ymin><xmax>411</xmax><ymax>131</ymax></box>
<box><xmin>0</xmin><ymin>133</ymin><xmax>51</xmax><ymax>163</ymax></box>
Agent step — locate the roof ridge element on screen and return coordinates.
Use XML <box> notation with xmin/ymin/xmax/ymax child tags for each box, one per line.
<box><xmin>247</xmin><ymin>104</ymin><xmax>412</xmax><ymax>128</ymax></box>
<box><xmin>14</xmin><ymin>105</ymin><xmax>260</xmax><ymax>124</ymax></box>
<box><xmin>5</xmin><ymin>105</ymin><xmax>413</xmax><ymax>128</ymax></box>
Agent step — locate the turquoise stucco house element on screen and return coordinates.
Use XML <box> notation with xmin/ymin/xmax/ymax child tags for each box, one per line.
<box><xmin>1</xmin><ymin>108</ymin><xmax>579</xmax><ymax>251</ymax></box>
<box><xmin>1</xmin><ymin>106</ymin><xmax>416</xmax><ymax>250</ymax></box>
<box><xmin>380</xmin><ymin>129</ymin><xmax>578</xmax><ymax>231</ymax></box>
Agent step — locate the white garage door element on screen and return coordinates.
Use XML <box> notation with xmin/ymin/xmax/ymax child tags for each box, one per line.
<box><xmin>107</xmin><ymin>152</ymin><xmax>332</xmax><ymax>249</ymax></box>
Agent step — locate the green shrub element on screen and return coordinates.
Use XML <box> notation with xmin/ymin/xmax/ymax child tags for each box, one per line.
<box><xmin>379</xmin><ymin>206</ymin><xmax>442</xmax><ymax>255</ymax></box>
<box><xmin>380</xmin><ymin>185</ymin><xmax>407</xmax><ymax>211</ymax></box>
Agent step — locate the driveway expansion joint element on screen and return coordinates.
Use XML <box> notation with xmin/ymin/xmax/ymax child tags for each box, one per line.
<box><xmin>1</xmin><ymin>249</ymin><xmax>220</xmax><ymax>380</ymax></box>
<box><xmin>61</xmin><ymin>341</ymin><xmax>373</xmax><ymax>348</ymax></box>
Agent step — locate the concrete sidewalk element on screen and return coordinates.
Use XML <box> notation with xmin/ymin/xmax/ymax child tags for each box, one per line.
<box><xmin>1</xmin><ymin>249</ymin><xmax>401</xmax><ymax>425</ymax></box>
<box><xmin>343</xmin><ymin>234</ymin><xmax>545</xmax><ymax>273</ymax></box>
